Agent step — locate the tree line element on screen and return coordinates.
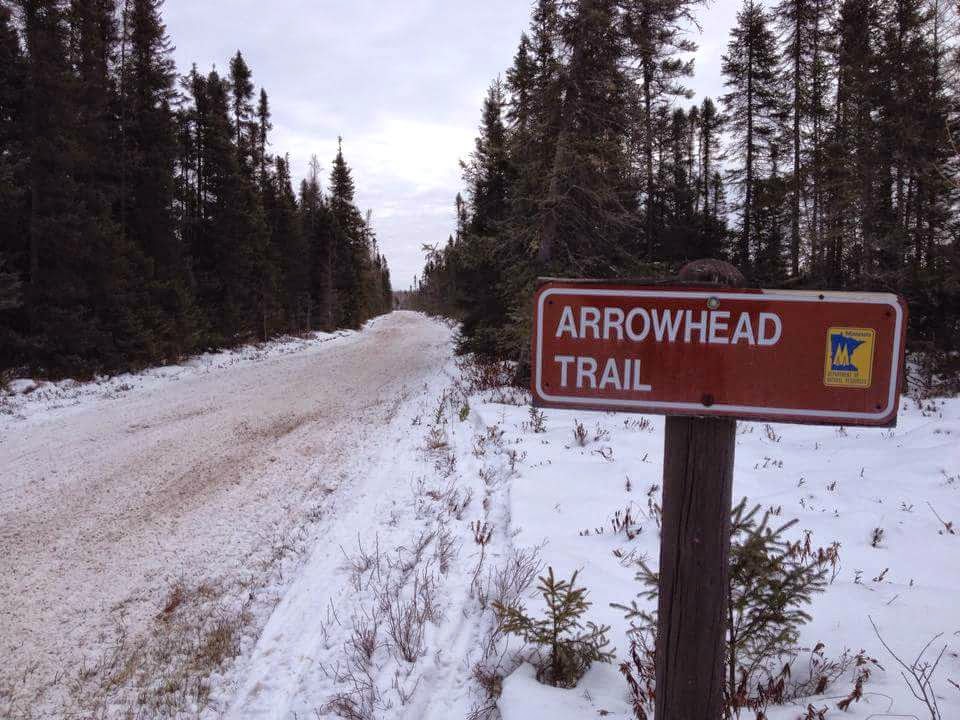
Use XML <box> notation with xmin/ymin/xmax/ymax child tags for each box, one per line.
<box><xmin>414</xmin><ymin>0</ymin><xmax>960</xmax><ymax>365</ymax></box>
<box><xmin>0</xmin><ymin>0</ymin><xmax>392</xmax><ymax>378</ymax></box>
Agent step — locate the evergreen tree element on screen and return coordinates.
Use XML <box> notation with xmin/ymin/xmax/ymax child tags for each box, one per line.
<box><xmin>255</xmin><ymin>88</ymin><xmax>271</xmax><ymax>183</ymax></box>
<box><xmin>622</xmin><ymin>0</ymin><xmax>702</xmax><ymax>256</ymax></box>
<box><xmin>121</xmin><ymin>0</ymin><xmax>194</xmax><ymax>357</ymax></box>
<box><xmin>228</xmin><ymin>50</ymin><xmax>254</xmax><ymax>175</ymax></box>
<box><xmin>537</xmin><ymin>0</ymin><xmax>638</xmax><ymax>272</ymax></box>
<box><xmin>661</xmin><ymin>107</ymin><xmax>697</xmax><ymax>261</ymax></box>
<box><xmin>187</xmin><ymin>70</ymin><xmax>272</xmax><ymax>343</ymax></box>
<box><xmin>524</xmin><ymin>0</ymin><xmax>562</xmax><ymax>265</ymax></box>
<box><xmin>822</xmin><ymin>0</ymin><xmax>880</xmax><ymax>286</ymax></box>
<box><xmin>329</xmin><ymin>139</ymin><xmax>369</xmax><ymax>328</ymax></box>
<box><xmin>416</xmin><ymin>0</ymin><xmax>959</xmax><ymax>371</ymax></box>
<box><xmin>379</xmin><ymin>253</ymin><xmax>392</xmax><ymax>313</ymax></box>
<box><xmin>752</xmin><ymin>143</ymin><xmax>789</xmax><ymax>283</ymax></box>
<box><xmin>18</xmin><ymin>0</ymin><xmax>95</xmax><ymax>373</ymax></box>
<box><xmin>775</xmin><ymin>0</ymin><xmax>823</xmax><ymax>277</ymax></box>
<box><xmin>300</xmin><ymin>155</ymin><xmax>335</xmax><ymax>330</ymax></box>
<box><xmin>1</xmin><ymin>1</ymin><xmax>393</xmax><ymax>375</ymax></box>
<box><xmin>456</xmin><ymin>80</ymin><xmax>512</xmax><ymax>354</ymax></box>
<box><xmin>0</xmin><ymin>4</ymin><xmax>28</xmax><ymax>361</ymax></box>
<box><xmin>722</xmin><ymin>0</ymin><xmax>785</xmax><ymax>271</ymax></box>
<box><xmin>505</xmin><ymin>33</ymin><xmax>534</xmax><ymax>143</ymax></box>
<box><xmin>696</xmin><ymin>97</ymin><xmax>727</xmax><ymax>257</ymax></box>
<box><xmin>802</xmin><ymin>0</ymin><xmax>834</xmax><ymax>281</ymax></box>
<box><xmin>269</xmin><ymin>155</ymin><xmax>309</xmax><ymax>330</ymax></box>
<box><xmin>71</xmin><ymin>0</ymin><xmax>162</xmax><ymax>368</ymax></box>
<box><xmin>494</xmin><ymin>568</ymin><xmax>614</xmax><ymax>689</ymax></box>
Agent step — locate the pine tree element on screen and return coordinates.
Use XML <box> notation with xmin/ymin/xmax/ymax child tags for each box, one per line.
<box><xmin>505</xmin><ymin>33</ymin><xmax>534</xmax><ymax>143</ymax></box>
<box><xmin>463</xmin><ymin>80</ymin><xmax>511</xmax><ymax>236</ymax></box>
<box><xmin>725</xmin><ymin>500</ymin><xmax>829</xmax><ymax>701</ymax></box>
<box><xmin>775</xmin><ymin>0</ymin><xmax>823</xmax><ymax>277</ymax></box>
<box><xmin>121</xmin><ymin>0</ymin><xmax>194</xmax><ymax>358</ymax></box>
<box><xmin>822</xmin><ymin>0</ymin><xmax>880</xmax><ymax>286</ymax></box>
<box><xmin>175</xmin><ymin>63</ymin><xmax>206</xmax><ymax>289</ymax></box>
<box><xmin>255</xmin><ymin>88</ymin><xmax>271</xmax><ymax>184</ymax></box>
<box><xmin>329</xmin><ymin>139</ymin><xmax>369</xmax><ymax>328</ymax></box>
<box><xmin>187</xmin><ymin>70</ymin><xmax>271</xmax><ymax>343</ymax></box>
<box><xmin>228</xmin><ymin>50</ymin><xmax>254</xmax><ymax>175</ymax></box>
<box><xmin>616</xmin><ymin>499</ymin><xmax>831</xmax><ymax>705</ymax></box>
<box><xmin>622</xmin><ymin>0</ymin><xmax>702</xmax><ymax>257</ymax></box>
<box><xmin>456</xmin><ymin>80</ymin><xmax>513</xmax><ymax>354</ymax></box>
<box><xmin>696</xmin><ymin>98</ymin><xmax>727</xmax><ymax>258</ymax></box>
<box><xmin>379</xmin><ymin>253</ymin><xmax>392</xmax><ymax>313</ymax></box>
<box><xmin>803</xmin><ymin>0</ymin><xmax>834</xmax><ymax>281</ymax></box>
<box><xmin>71</xmin><ymin>0</ymin><xmax>162</xmax><ymax>369</ymax></box>
<box><xmin>722</xmin><ymin>0</ymin><xmax>785</xmax><ymax>272</ymax></box>
<box><xmin>0</xmin><ymin>3</ymin><xmax>28</xmax><ymax>362</ymax></box>
<box><xmin>19</xmin><ymin>0</ymin><xmax>96</xmax><ymax>373</ymax></box>
<box><xmin>269</xmin><ymin>155</ymin><xmax>309</xmax><ymax>330</ymax></box>
<box><xmin>537</xmin><ymin>0</ymin><xmax>638</xmax><ymax>272</ymax></box>
<box><xmin>300</xmin><ymin>155</ymin><xmax>335</xmax><ymax>329</ymax></box>
<box><xmin>525</xmin><ymin>0</ymin><xmax>562</xmax><ymax>266</ymax></box>
<box><xmin>752</xmin><ymin>143</ymin><xmax>789</xmax><ymax>283</ymax></box>
<box><xmin>494</xmin><ymin>568</ymin><xmax>614</xmax><ymax>688</ymax></box>
<box><xmin>671</xmin><ymin>109</ymin><xmax>698</xmax><ymax>256</ymax></box>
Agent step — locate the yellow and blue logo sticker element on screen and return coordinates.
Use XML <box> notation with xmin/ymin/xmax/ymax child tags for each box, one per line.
<box><xmin>824</xmin><ymin>327</ymin><xmax>875</xmax><ymax>388</ymax></box>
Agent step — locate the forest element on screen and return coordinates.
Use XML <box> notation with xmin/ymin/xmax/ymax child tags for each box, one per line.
<box><xmin>414</xmin><ymin>0</ymin><xmax>960</xmax><ymax>373</ymax></box>
<box><xmin>0</xmin><ymin>0</ymin><xmax>393</xmax><ymax>378</ymax></box>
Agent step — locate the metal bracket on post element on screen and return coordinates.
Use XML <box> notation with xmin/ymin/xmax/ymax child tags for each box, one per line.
<box><xmin>654</xmin><ymin>259</ymin><xmax>745</xmax><ymax>720</ymax></box>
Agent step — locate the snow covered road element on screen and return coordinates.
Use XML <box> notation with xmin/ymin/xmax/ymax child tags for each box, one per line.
<box><xmin>0</xmin><ymin>311</ymin><xmax>453</xmax><ymax>716</ymax></box>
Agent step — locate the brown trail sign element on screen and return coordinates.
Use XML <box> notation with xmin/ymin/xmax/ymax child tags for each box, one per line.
<box><xmin>532</xmin><ymin>279</ymin><xmax>906</xmax><ymax>427</ymax></box>
<box><xmin>529</xmin><ymin>261</ymin><xmax>907</xmax><ymax>719</ymax></box>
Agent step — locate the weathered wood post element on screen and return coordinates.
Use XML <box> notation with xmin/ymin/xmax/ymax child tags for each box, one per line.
<box><xmin>655</xmin><ymin>259</ymin><xmax>744</xmax><ymax>720</ymax></box>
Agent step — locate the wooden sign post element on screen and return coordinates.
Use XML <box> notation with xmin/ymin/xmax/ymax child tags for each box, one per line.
<box><xmin>656</xmin><ymin>260</ymin><xmax>742</xmax><ymax>720</ymax></box>
<box><xmin>530</xmin><ymin>260</ymin><xmax>907</xmax><ymax>719</ymax></box>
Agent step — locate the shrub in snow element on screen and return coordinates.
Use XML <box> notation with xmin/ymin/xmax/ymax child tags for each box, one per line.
<box><xmin>616</xmin><ymin>499</ymin><xmax>845</xmax><ymax>714</ymax></box>
<box><xmin>493</xmin><ymin>567</ymin><xmax>614</xmax><ymax>688</ymax></box>
<box><xmin>526</xmin><ymin>406</ymin><xmax>547</xmax><ymax>433</ymax></box>
<box><xmin>572</xmin><ymin>420</ymin><xmax>588</xmax><ymax>446</ymax></box>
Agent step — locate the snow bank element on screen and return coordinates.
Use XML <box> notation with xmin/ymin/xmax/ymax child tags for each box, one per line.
<box><xmin>0</xmin><ymin>325</ymin><xmax>366</xmax><ymax>429</ymax></box>
<box><xmin>462</xmin><ymin>390</ymin><xmax>960</xmax><ymax>720</ymax></box>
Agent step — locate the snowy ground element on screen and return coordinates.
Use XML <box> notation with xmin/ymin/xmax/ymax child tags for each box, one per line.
<box><xmin>480</xmin><ymin>390</ymin><xmax>960</xmax><ymax>720</ymax></box>
<box><xmin>2</xmin><ymin>312</ymin><xmax>958</xmax><ymax>719</ymax></box>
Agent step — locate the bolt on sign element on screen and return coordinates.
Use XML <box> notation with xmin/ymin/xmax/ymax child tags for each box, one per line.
<box><xmin>531</xmin><ymin>280</ymin><xmax>908</xmax><ymax>427</ymax></box>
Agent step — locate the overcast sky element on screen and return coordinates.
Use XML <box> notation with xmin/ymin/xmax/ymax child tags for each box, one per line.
<box><xmin>164</xmin><ymin>0</ymin><xmax>740</xmax><ymax>290</ymax></box>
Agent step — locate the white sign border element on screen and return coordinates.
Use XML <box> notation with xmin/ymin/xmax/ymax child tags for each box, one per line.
<box><xmin>534</xmin><ymin>287</ymin><xmax>905</xmax><ymax>422</ymax></box>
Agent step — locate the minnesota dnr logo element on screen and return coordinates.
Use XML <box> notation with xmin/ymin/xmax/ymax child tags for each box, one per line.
<box><xmin>824</xmin><ymin>327</ymin><xmax>876</xmax><ymax>388</ymax></box>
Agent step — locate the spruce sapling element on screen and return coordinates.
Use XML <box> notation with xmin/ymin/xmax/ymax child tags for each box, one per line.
<box><xmin>615</xmin><ymin>498</ymin><xmax>831</xmax><ymax>704</ymax></box>
<box><xmin>494</xmin><ymin>567</ymin><xmax>614</xmax><ymax>688</ymax></box>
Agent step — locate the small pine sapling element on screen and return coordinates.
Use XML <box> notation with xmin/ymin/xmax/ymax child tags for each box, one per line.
<box><xmin>527</xmin><ymin>406</ymin><xmax>547</xmax><ymax>433</ymax></box>
<box><xmin>615</xmin><ymin>499</ymin><xmax>833</xmax><ymax>710</ymax></box>
<box><xmin>725</xmin><ymin>500</ymin><xmax>829</xmax><ymax>702</ymax></box>
<box><xmin>494</xmin><ymin>568</ymin><xmax>614</xmax><ymax>688</ymax></box>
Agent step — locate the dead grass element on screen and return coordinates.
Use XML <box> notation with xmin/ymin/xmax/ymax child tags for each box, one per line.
<box><xmin>70</xmin><ymin>580</ymin><xmax>254</xmax><ymax>717</ymax></box>
<box><xmin>41</xmin><ymin>521</ymin><xmax>310</xmax><ymax>719</ymax></box>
